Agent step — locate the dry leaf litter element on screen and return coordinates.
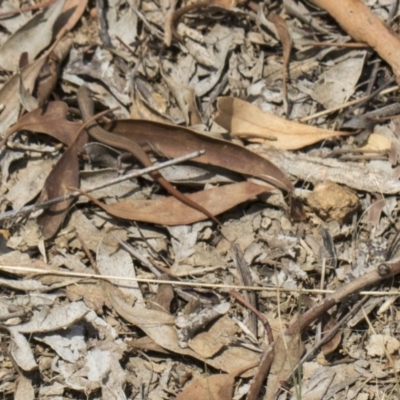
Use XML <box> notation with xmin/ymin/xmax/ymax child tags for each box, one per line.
<box><xmin>1</xmin><ymin>0</ymin><xmax>400</xmax><ymax>399</ymax></box>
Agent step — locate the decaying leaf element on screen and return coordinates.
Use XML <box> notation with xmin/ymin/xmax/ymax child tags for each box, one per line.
<box><xmin>366</xmin><ymin>334</ymin><xmax>400</xmax><ymax>357</ymax></box>
<box><xmin>36</xmin><ymin>38</ymin><xmax>73</xmax><ymax>107</ymax></box>
<box><xmin>53</xmin><ymin>0</ymin><xmax>89</xmax><ymax>40</ymax></box>
<box><xmin>309</xmin><ymin>52</ymin><xmax>366</xmax><ymax>109</ymax></box>
<box><xmin>321</xmin><ymin>316</ymin><xmax>342</xmax><ymax>357</ymax></box>
<box><xmin>0</xmin><ymin>0</ymin><xmax>65</xmax><ymax>71</ymax></box>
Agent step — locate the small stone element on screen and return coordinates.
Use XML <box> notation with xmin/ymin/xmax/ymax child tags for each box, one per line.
<box><xmin>307</xmin><ymin>180</ymin><xmax>359</xmax><ymax>222</ymax></box>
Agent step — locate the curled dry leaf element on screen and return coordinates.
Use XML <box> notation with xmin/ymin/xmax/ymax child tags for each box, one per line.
<box><xmin>33</xmin><ymin>0</ymin><xmax>87</xmax><ymax>105</ymax></box>
<box><xmin>215</xmin><ymin>97</ymin><xmax>352</xmax><ymax>150</ymax></box>
<box><xmin>79</xmin><ymin>181</ymin><xmax>273</xmax><ymax>225</ymax></box>
<box><xmin>321</xmin><ymin>316</ymin><xmax>342</xmax><ymax>356</ymax></box>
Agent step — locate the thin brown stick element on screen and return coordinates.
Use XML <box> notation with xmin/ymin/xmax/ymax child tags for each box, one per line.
<box><xmin>246</xmin><ymin>342</ymin><xmax>275</xmax><ymax>400</ymax></box>
<box><xmin>303</xmin><ymin>41</ymin><xmax>369</xmax><ymax>48</ymax></box>
<box><xmin>289</xmin><ymin>261</ymin><xmax>400</xmax><ymax>335</ymax></box>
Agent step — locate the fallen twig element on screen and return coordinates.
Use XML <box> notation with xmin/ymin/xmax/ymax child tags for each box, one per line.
<box><xmin>246</xmin><ymin>259</ymin><xmax>400</xmax><ymax>400</ymax></box>
<box><xmin>0</xmin><ymin>150</ymin><xmax>205</xmax><ymax>222</ymax></box>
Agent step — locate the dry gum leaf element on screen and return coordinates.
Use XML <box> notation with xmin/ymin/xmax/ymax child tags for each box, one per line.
<box><xmin>54</xmin><ymin>0</ymin><xmax>89</xmax><ymax>41</ymax></box>
<box><xmin>10</xmin><ymin>99</ymin><xmax>288</xmax><ymax>234</ymax></box>
<box><xmin>108</xmin><ymin>118</ymin><xmax>294</xmax><ymax>192</ymax></box>
<box><xmin>38</xmin><ymin>140</ymin><xmax>80</xmax><ymax>239</ymax></box>
<box><xmin>215</xmin><ymin>97</ymin><xmax>352</xmax><ymax>150</ymax></box>
<box><xmin>4</xmin><ymin>101</ymin><xmax>82</xmax><ymax>147</ymax></box>
<box><xmin>80</xmin><ymin>181</ymin><xmax>273</xmax><ymax>225</ymax></box>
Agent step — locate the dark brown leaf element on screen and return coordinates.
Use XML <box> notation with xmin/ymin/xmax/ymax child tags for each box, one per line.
<box><xmin>108</xmin><ymin>119</ymin><xmax>294</xmax><ymax>192</ymax></box>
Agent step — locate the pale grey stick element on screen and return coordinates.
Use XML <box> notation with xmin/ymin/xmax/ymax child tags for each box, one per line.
<box><xmin>0</xmin><ymin>150</ymin><xmax>205</xmax><ymax>222</ymax></box>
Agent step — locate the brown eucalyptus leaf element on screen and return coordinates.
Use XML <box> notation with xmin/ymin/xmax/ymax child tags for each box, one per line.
<box><xmin>4</xmin><ymin>101</ymin><xmax>82</xmax><ymax>147</ymax></box>
<box><xmin>215</xmin><ymin>97</ymin><xmax>352</xmax><ymax>150</ymax></box>
<box><xmin>108</xmin><ymin>119</ymin><xmax>294</xmax><ymax>192</ymax></box>
<box><xmin>80</xmin><ymin>181</ymin><xmax>273</xmax><ymax>225</ymax></box>
<box><xmin>37</xmin><ymin>140</ymin><xmax>80</xmax><ymax>239</ymax></box>
<box><xmin>176</xmin><ymin>372</ymin><xmax>236</xmax><ymax>400</ymax></box>
<box><xmin>175</xmin><ymin>362</ymin><xmax>256</xmax><ymax>400</ymax></box>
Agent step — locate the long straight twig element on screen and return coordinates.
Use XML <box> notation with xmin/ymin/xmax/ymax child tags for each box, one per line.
<box><xmin>1</xmin><ymin>264</ymin><xmax>400</xmax><ymax>297</ymax></box>
<box><xmin>0</xmin><ymin>150</ymin><xmax>205</xmax><ymax>222</ymax></box>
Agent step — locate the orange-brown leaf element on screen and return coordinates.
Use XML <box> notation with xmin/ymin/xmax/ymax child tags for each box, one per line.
<box><xmin>80</xmin><ymin>181</ymin><xmax>273</xmax><ymax>225</ymax></box>
<box><xmin>6</xmin><ymin>102</ymin><xmax>82</xmax><ymax>146</ymax></box>
<box><xmin>216</xmin><ymin>97</ymin><xmax>352</xmax><ymax>150</ymax></box>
